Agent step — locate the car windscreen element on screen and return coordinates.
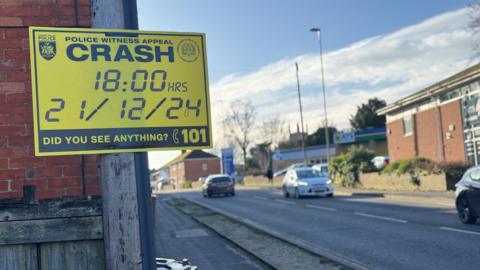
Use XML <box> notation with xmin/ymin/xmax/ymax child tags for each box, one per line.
<box><xmin>211</xmin><ymin>177</ymin><xmax>232</xmax><ymax>184</ymax></box>
<box><xmin>296</xmin><ymin>170</ymin><xmax>321</xmax><ymax>179</ymax></box>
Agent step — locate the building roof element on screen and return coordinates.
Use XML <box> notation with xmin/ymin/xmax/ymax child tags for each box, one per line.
<box><xmin>377</xmin><ymin>63</ymin><xmax>480</xmax><ymax>115</ymax></box>
<box><xmin>273</xmin><ymin>145</ymin><xmax>336</xmax><ymax>161</ymax></box>
<box><xmin>161</xmin><ymin>150</ymin><xmax>219</xmax><ymax>169</ymax></box>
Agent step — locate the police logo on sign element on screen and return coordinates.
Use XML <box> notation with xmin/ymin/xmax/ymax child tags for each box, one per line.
<box><xmin>177</xmin><ymin>39</ymin><xmax>200</xmax><ymax>62</ymax></box>
<box><xmin>39</xmin><ymin>35</ymin><xmax>56</xmax><ymax>60</ymax></box>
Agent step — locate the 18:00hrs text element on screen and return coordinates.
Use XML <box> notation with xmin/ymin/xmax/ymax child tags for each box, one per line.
<box><xmin>42</xmin><ymin>69</ymin><xmax>204</xmax><ymax>122</ymax></box>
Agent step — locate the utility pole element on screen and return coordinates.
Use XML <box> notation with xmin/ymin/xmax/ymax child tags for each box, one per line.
<box><xmin>295</xmin><ymin>62</ymin><xmax>308</xmax><ymax>164</ymax></box>
<box><xmin>310</xmin><ymin>28</ymin><xmax>330</xmax><ymax>164</ymax></box>
<box><xmin>92</xmin><ymin>1</ymin><xmax>156</xmax><ymax>269</ymax></box>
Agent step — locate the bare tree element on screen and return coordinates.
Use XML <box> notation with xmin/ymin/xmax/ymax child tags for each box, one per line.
<box><xmin>260</xmin><ymin>117</ymin><xmax>286</xmax><ymax>149</ymax></box>
<box><xmin>253</xmin><ymin>117</ymin><xmax>286</xmax><ymax>173</ymax></box>
<box><xmin>224</xmin><ymin>100</ymin><xmax>257</xmax><ymax>172</ymax></box>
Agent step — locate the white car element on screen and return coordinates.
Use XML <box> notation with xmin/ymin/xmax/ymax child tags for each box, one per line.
<box><xmin>371</xmin><ymin>156</ymin><xmax>389</xmax><ymax>169</ymax></box>
<box><xmin>282</xmin><ymin>168</ymin><xmax>333</xmax><ymax>199</ymax></box>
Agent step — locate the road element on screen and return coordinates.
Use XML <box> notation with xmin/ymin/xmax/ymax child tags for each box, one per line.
<box><xmin>154</xmin><ymin>195</ymin><xmax>270</xmax><ymax>270</ymax></box>
<box><xmin>173</xmin><ymin>188</ymin><xmax>480</xmax><ymax>270</ymax></box>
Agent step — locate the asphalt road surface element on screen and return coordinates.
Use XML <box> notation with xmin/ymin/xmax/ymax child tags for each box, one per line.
<box><xmin>174</xmin><ymin>188</ymin><xmax>480</xmax><ymax>270</ymax></box>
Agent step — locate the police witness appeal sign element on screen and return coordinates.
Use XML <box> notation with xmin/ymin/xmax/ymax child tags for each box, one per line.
<box><xmin>29</xmin><ymin>27</ymin><xmax>212</xmax><ymax>156</ymax></box>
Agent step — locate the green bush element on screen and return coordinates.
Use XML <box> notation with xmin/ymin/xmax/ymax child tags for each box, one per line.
<box><xmin>383</xmin><ymin>161</ymin><xmax>399</xmax><ymax>174</ymax></box>
<box><xmin>329</xmin><ymin>145</ymin><xmax>376</xmax><ymax>187</ymax></box>
<box><xmin>380</xmin><ymin>157</ymin><xmax>467</xmax><ymax>189</ymax></box>
<box><xmin>182</xmin><ymin>181</ymin><xmax>192</xmax><ymax>189</ymax></box>
<box><xmin>382</xmin><ymin>157</ymin><xmax>440</xmax><ymax>176</ymax></box>
<box><xmin>397</xmin><ymin>159</ymin><xmax>413</xmax><ymax>175</ymax></box>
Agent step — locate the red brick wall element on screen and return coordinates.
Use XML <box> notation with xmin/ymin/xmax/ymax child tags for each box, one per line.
<box><xmin>386</xmin><ymin>100</ymin><xmax>466</xmax><ymax>164</ymax></box>
<box><xmin>386</xmin><ymin>118</ymin><xmax>416</xmax><ymax>161</ymax></box>
<box><xmin>415</xmin><ymin>108</ymin><xmax>441</xmax><ymax>161</ymax></box>
<box><xmin>184</xmin><ymin>158</ymin><xmax>220</xmax><ymax>182</ymax></box>
<box><xmin>440</xmin><ymin>100</ymin><xmax>465</xmax><ymax>163</ymax></box>
<box><xmin>169</xmin><ymin>162</ymin><xmax>185</xmax><ymax>184</ymax></box>
<box><xmin>0</xmin><ymin>0</ymin><xmax>101</xmax><ymax>200</ymax></box>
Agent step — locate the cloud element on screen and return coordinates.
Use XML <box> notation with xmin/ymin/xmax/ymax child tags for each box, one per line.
<box><xmin>210</xmin><ymin>7</ymin><xmax>478</xmax><ymax>140</ymax></box>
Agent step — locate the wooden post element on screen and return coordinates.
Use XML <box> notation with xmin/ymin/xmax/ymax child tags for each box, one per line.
<box><xmin>92</xmin><ymin>1</ymin><xmax>155</xmax><ymax>269</ymax></box>
<box><xmin>99</xmin><ymin>154</ymin><xmax>143</xmax><ymax>269</ymax></box>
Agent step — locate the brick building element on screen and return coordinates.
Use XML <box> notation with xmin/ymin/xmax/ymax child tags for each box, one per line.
<box><xmin>164</xmin><ymin>150</ymin><xmax>220</xmax><ymax>184</ymax></box>
<box><xmin>0</xmin><ymin>0</ymin><xmax>101</xmax><ymax>200</ymax></box>
<box><xmin>377</xmin><ymin>63</ymin><xmax>480</xmax><ymax>164</ymax></box>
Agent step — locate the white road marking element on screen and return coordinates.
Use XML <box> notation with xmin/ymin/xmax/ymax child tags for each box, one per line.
<box><xmin>253</xmin><ymin>196</ymin><xmax>268</xmax><ymax>200</ymax></box>
<box><xmin>354</xmin><ymin>212</ymin><xmax>408</xmax><ymax>223</ymax></box>
<box><xmin>275</xmin><ymin>199</ymin><xmax>295</xmax><ymax>205</ymax></box>
<box><xmin>306</xmin><ymin>204</ymin><xmax>337</xmax><ymax>211</ymax></box>
<box><xmin>439</xmin><ymin>226</ymin><xmax>480</xmax><ymax>236</ymax></box>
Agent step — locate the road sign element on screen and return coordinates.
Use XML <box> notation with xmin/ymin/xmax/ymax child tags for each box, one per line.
<box><xmin>221</xmin><ymin>148</ymin><xmax>235</xmax><ymax>176</ymax></box>
<box><xmin>29</xmin><ymin>27</ymin><xmax>212</xmax><ymax>156</ymax></box>
<box><xmin>333</xmin><ymin>131</ymin><xmax>355</xmax><ymax>144</ymax></box>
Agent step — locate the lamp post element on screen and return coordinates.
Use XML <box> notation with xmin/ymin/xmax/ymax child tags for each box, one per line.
<box><xmin>295</xmin><ymin>62</ymin><xmax>308</xmax><ymax>164</ymax></box>
<box><xmin>310</xmin><ymin>27</ymin><xmax>330</xmax><ymax>164</ymax></box>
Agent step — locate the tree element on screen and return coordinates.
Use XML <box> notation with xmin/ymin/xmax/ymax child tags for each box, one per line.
<box><xmin>256</xmin><ymin>117</ymin><xmax>286</xmax><ymax>174</ymax></box>
<box><xmin>349</xmin><ymin>98</ymin><xmax>386</xmax><ymax>130</ymax></box>
<box><xmin>248</xmin><ymin>142</ymin><xmax>271</xmax><ymax>175</ymax></box>
<box><xmin>306</xmin><ymin>126</ymin><xmax>337</xmax><ymax>146</ymax></box>
<box><xmin>224</xmin><ymin>100</ymin><xmax>257</xmax><ymax>173</ymax></box>
<box><xmin>259</xmin><ymin>117</ymin><xmax>286</xmax><ymax>150</ymax></box>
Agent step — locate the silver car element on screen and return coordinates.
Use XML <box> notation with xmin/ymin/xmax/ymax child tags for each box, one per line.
<box><xmin>455</xmin><ymin>166</ymin><xmax>480</xmax><ymax>224</ymax></box>
<box><xmin>282</xmin><ymin>168</ymin><xmax>333</xmax><ymax>199</ymax></box>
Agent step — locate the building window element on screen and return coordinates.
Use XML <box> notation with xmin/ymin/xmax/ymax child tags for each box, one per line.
<box><xmin>202</xmin><ymin>163</ymin><xmax>208</xmax><ymax>171</ymax></box>
<box><xmin>403</xmin><ymin>116</ymin><xmax>413</xmax><ymax>135</ymax></box>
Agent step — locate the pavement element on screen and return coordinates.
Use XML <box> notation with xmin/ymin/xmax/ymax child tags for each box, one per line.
<box><xmin>332</xmin><ymin>187</ymin><xmax>455</xmax><ymax>207</ymax></box>
<box><xmin>172</xmin><ymin>188</ymin><xmax>480</xmax><ymax>270</ymax></box>
<box><xmin>154</xmin><ymin>194</ymin><xmax>270</xmax><ymax>270</ymax></box>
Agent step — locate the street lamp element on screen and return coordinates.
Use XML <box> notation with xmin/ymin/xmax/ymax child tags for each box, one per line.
<box><xmin>310</xmin><ymin>27</ymin><xmax>330</xmax><ymax>165</ymax></box>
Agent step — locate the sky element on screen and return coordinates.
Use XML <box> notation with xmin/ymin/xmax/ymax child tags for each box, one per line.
<box><xmin>138</xmin><ymin>0</ymin><xmax>477</xmax><ymax>169</ymax></box>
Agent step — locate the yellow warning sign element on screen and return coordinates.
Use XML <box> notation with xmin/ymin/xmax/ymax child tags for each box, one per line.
<box><xmin>29</xmin><ymin>27</ymin><xmax>212</xmax><ymax>156</ymax></box>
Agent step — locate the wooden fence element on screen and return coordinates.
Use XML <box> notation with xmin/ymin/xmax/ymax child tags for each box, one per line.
<box><xmin>0</xmin><ymin>195</ymin><xmax>105</xmax><ymax>269</ymax></box>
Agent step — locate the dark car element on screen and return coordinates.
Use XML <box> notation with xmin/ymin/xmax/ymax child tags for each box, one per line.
<box><xmin>455</xmin><ymin>166</ymin><xmax>480</xmax><ymax>224</ymax></box>
<box><xmin>202</xmin><ymin>175</ymin><xmax>235</xmax><ymax>197</ymax></box>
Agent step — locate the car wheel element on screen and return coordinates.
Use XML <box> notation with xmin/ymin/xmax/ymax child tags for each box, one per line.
<box><xmin>327</xmin><ymin>193</ymin><xmax>333</xmax><ymax>197</ymax></box>
<box><xmin>283</xmin><ymin>186</ymin><xmax>290</xmax><ymax>198</ymax></box>
<box><xmin>202</xmin><ymin>190</ymin><xmax>206</xmax><ymax>197</ymax></box>
<box><xmin>294</xmin><ymin>187</ymin><xmax>301</xmax><ymax>199</ymax></box>
<box><xmin>457</xmin><ymin>195</ymin><xmax>477</xmax><ymax>224</ymax></box>
<box><xmin>231</xmin><ymin>192</ymin><xmax>235</xmax><ymax>197</ymax></box>
<box><xmin>207</xmin><ymin>192</ymin><xmax>212</xmax><ymax>198</ymax></box>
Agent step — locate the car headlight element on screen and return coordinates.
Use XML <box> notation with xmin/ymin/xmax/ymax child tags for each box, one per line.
<box><xmin>297</xmin><ymin>181</ymin><xmax>309</xmax><ymax>186</ymax></box>
<box><xmin>326</xmin><ymin>180</ymin><xmax>332</xmax><ymax>185</ymax></box>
